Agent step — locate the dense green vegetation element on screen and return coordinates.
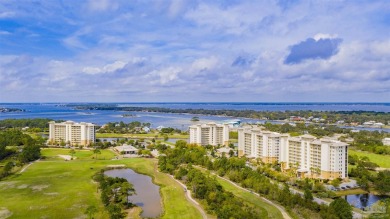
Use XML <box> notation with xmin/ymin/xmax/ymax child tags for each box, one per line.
<box><xmin>348</xmin><ymin>154</ymin><xmax>390</xmax><ymax>194</ymax></box>
<box><xmin>0</xmin><ymin>118</ymin><xmax>62</xmax><ymax>131</ymax></box>
<box><xmin>0</xmin><ymin>129</ymin><xmax>43</xmax><ymax>179</ymax></box>
<box><xmin>93</xmin><ymin>170</ymin><xmax>135</xmax><ymax>219</ymax></box>
<box><xmin>349</xmin><ymin>130</ymin><xmax>390</xmax><ymax>155</ymax></box>
<box><xmin>175</xmin><ymin>165</ymin><xmax>262</xmax><ymax>219</ymax></box>
<box><xmin>349</xmin><ymin>150</ymin><xmax>390</xmax><ymax>168</ymax></box>
<box><xmin>158</xmin><ymin>140</ymin><xmax>352</xmax><ymax>219</ymax></box>
<box><xmin>97</xmin><ymin>121</ymin><xmax>151</xmax><ymax>134</ymax></box>
<box><xmin>210</xmin><ymin>172</ymin><xmax>283</xmax><ymax>218</ymax></box>
<box><xmin>70</xmin><ymin>104</ymin><xmax>390</xmax><ymax>124</ymax></box>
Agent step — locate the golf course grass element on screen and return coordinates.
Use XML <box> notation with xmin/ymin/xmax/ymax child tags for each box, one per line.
<box><xmin>0</xmin><ymin>149</ymin><xmax>201</xmax><ymax>219</ymax></box>
<box><xmin>349</xmin><ymin>149</ymin><xmax>390</xmax><ymax>168</ymax></box>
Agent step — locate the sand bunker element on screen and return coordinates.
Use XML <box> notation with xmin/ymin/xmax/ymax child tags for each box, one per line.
<box><xmin>0</xmin><ymin>207</ymin><xmax>12</xmax><ymax>219</ymax></box>
<box><xmin>17</xmin><ymin>184</ymin><xmax>29</xmax><ymax>189</ymax></box>
<box><xmin>106</xmin><ymin>164</ymin><xmax>126</xmax><ymax>168</ymax></box>
<box><xmin>44</xmin><ymin>192</ymin><xmax>59</xmax><ymax>196</ymax></box>
<box><xmin>0</xmin><ymin>181</ymin><xmax>18</xmax><ymax>190</ymax></box>
<box><xmin>58</xmin><ymin>155</ymin><xmax>75</xmax><ymax>160</ymax></box>
<box><xmin>31</xmin><ymin>185</ymin><xmax>50</xmax><ymax>191</ymax></box>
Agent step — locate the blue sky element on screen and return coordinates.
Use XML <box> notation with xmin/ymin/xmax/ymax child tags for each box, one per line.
<box><xmin>0</xmin><ymin>0</ymin><xmax>390</xmax><ymax>102</ymax></box>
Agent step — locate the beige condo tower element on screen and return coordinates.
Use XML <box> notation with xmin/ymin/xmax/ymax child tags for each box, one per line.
<box><xmin>48</xmin><ymin>121</ymin><xmax>96</xmax><ymax>146</ymax></box>
<box><xmin>189</xmin><ymin>122</ymin><xmax>230</xmax><ymax>146</ymax></box>
<box><xmin>238</xmin><ymin>127</ymin><xmax>348</xmax><ymax>180</ymax></box>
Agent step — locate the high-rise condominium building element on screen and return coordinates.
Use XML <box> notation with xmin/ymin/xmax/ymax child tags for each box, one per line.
<box><xmin>238</xmin><ymin>127</ymin><xmax>348</xmax><ymax>179</ymax></box>
<box><xmin>48</xmin><ymin>121</ymin><xmax>96</xmax><ymax>146</ymax></box>
<box><xmin>189</xmin><ymin>123</ymin><xmax>229</xmax><ymax>146</ymax></box>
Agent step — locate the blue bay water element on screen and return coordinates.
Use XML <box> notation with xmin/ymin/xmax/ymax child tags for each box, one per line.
<box><xmin>0</xmin><ymin>103</ymin><xmax>262</xmax><ymax>128</ymax></box>
<box><xmin>0</xmin><ymin>103</ymin><xmax>389</xmax><ymax>130</ymax></box>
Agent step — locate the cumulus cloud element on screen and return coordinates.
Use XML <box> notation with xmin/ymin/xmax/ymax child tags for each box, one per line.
<box><xmin>284</xmin><ymin>37</ymin><xmax>342</xmax><ymax>64</ymax></box>
<box><xmin>149</xmin><ymin>67</ymin><xmax>182</xmax><ymax>85</ymax></box>
<box><xmin>82</xmin><ymin>61</ymin><xmax>126</xmax><ymax>74</ymax></box>
<box><xmin>1</xmin><ymin>1</ymin><xmax>390</xmax><ymax>102</ymax></box>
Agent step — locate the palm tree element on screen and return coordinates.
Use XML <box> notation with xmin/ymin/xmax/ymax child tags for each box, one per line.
<box><xmin>120</xmin><ymin>182</ymin><xmax>135</xmax><ymax>207</ymax></box>
<box><xmin>69</xmin><ymin>149</ymin><xmax>76</xmax><ymax>160</ymax></box>
<box><xmin>84</xmin><ymin>205</ymin><xmax>97</xmax><ymax>219</ymax></box>
<box><xmin>93</xmin><ymin>147</ymin><xmax>101</xmax><ymax>160</ymax></box>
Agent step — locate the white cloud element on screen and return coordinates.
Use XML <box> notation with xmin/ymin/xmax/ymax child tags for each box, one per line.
<box><xmin>313</xmin><ymin>33</ymin><xmax>339</xmax><ymax>41</ymax></box>
<box><xmin>103</xmin><ymin>61</ymin><xmax>126</xmax><ymax>72</ymax></box>
<box><xmin>82</xmin><ymin>61</ymin><xmax>127</xmax><ymax>75</ymax></box>
<box><xmin>1</xmin><ymin>1</ymin><xmax>390</xmax><ymax>102</ymax></box>
<box><xmin>87</xmin><ymin>0</ymin><xmax>118</xmax><ymax>11</ymax></box>
<box><xmin>191</xmin><ymin>56</ymin><xmax>218</xmax><ymax>72</ymax></box>
<box><xmin>82</xmin><ymin>67</ymin><xmax>102</xmax><ymax>75</ymax></box>
<box><xmin>149</xmin><ymin>67</ymin><xmax>182</xmax><ymax>85</ymax></box>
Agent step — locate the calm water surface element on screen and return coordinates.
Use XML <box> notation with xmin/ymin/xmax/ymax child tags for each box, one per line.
<box><xmin>342</xmin><ymin>194</ymin><xmax>388</xmax><ymax>209</ymax></box>
<box><xmin>1</xmin><ymin>103</ymin><xmax>389</xmax><ymax>131</ymax></box>
<box><xmin>104</xmin><ymin>169</ymin><xmax>162</xmax><ymax>218</ymax></box>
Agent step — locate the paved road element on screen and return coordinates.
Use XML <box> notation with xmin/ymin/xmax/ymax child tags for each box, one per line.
<box><xmin>245</xmin><ymin>163</ymin><xmax>364</xmax><ymax>219</ymax></box>
<box><xmin>153</xmin><ymin>161</ymin><xmax>208</xmax><ymax>219</ymax></box>
<box><xmin>19</xmin><ymin>159</ymin><xmax>40</xmax><ymax>173</ymax></box>
<box><xmin>169</xmin><ymin>175</ymin><xmax>208</xmax><ymax>219</ymax></box>
<box><xmin>195</xmin><ymin>166</ymin><xmax>292</xmax><ymax>219</ymax></box>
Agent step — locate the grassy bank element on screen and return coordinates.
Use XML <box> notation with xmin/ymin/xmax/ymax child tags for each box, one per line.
<box><xmin>349</xmin><ymin>149</ymin><xmax>390</xmax><ymax>168</ymax></box>
<box><xmin>0</xmin><ymin>149</ymin><xmax>201</xmax><ymax>219</ymax></box>
<box><xmin>335</xmin><ymin>188</ymin><xmax>368</xmax><ymax>196</ymax></box>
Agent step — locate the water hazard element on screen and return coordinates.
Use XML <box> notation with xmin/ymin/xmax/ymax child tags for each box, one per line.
<box><xmin>104</xmin><ymin>169</ymin><xmax>162</xmax><ymax>218</ymax></box>
<box><xmin>342</xmin><ymin>193</ymin><xmax>388</xmax><ymax>209</ymax></box>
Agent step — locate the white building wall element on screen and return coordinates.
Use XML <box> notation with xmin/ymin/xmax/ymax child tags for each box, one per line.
<box><xmin>237</xmin><ymin>128</ymin><xmax>348</xmax><ymax>179</ymax></box>
<box><xmin>320</xmin><ymin>143</ymin><xmax>330</xmax><ymax>172</ymax></box>
<box><xmin>48</xmin><ymin>121</ymin><xmax>95</xmax><ymax>146</ymax></box>
<box><xmin>189</xmin><ymin>123</ymin><xmax>229</xmax><ymax>146</ymax></box>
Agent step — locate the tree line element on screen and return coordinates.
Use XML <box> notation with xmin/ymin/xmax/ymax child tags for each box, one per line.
<box><xmin>158</xmin><ymin>141</ymin><xmax>353</xmax><ymax>219</ymax></box>
<box><xmin>71</xmin><ymin>105</ymin><xmax>390</xmax><ymax>124</ymax></box>
<box><xmin>97</xmin><ymin>121</ymin><xmax>151</xmax><ymax>134</ymax></box>
<box><xmin>348</xmin><ymin>154</ymin><xmax>390</xmax><ymax>194</ymax></box>
<box><xmin>0</xmin><ymin>129</ymin><xmax>42</xmax><ymax>179</ymax></box>
<box><xmin>0</xmin><ymin>118</ymin><xmax>62</xmax><ymax>130</ymax></box>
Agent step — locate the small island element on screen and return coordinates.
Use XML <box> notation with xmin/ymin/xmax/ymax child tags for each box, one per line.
<box><xmin>191</xmin><ymin>116</ymin><xmax>200</xmax><ymax>122</ymax></box>
<box><xmin>0</xmin><ymin>107</ymin><xmax>25</xmax><ymax>113</ymax></box>
<box><xmin>122</xmin><ymin>114</ymin><xmax>136</xmax><ymax>118</ymax></box>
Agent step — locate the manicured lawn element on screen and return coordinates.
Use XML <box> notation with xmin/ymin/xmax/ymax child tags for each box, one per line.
<box><xmin>0</xmin><ymin>149</ymin><xmax>201</xmax><ymax>219</ymax></box>
<box><xmin>41</xmin><ymin>148</ymin><xmax>116</xmax><ymax>160</ymax></box>
<box><xmin>0</xmin><ymin>160</ymin><xmax>109</xmax><ymax>218</ymax></box>
<box><xmin>349</xmin><ymin>149</ymin><xmax>390</xmax><ymax>168</ymax></box>
<box><xmin>335</xmin><ymin>188</ymin><xmax>367</xmax><ymax>196</ymax></box>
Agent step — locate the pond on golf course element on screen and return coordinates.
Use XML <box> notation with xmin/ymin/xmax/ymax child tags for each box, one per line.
<box><xmin>104</xmin><ymin>169</ymin><xmax>162</xmax><ymax>218</ymax></box>
<box><xmin>342</xmin><ymin>193</ymin><xmax>389</xmax><ymax>209</ymax></box>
